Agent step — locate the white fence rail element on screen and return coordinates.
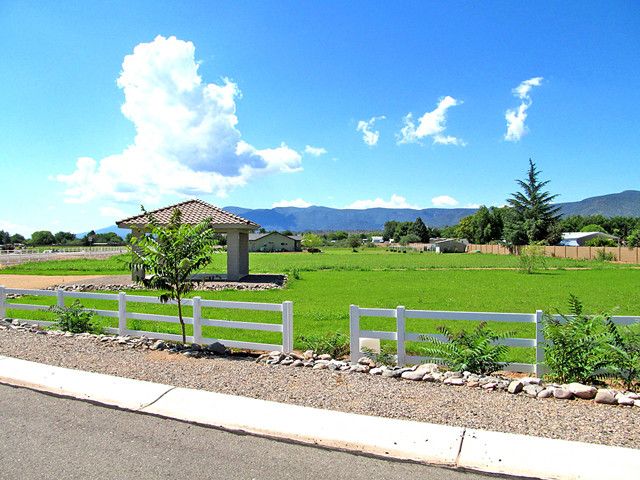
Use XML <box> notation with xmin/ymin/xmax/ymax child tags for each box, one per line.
<box><xmin>0</xmin><ymin>287</ymin><xmax>293</xmax><ymax>353</ymax></box>
<box><xmin>350</xmin><ymin>304</ymin><xmax>640</xmax><ymax>375</ymax></box>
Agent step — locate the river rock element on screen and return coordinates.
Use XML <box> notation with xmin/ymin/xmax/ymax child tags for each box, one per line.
<box><xmin>594</xmin><ymin>389</ymin><xmax>616</xmax><ymax>405</ymax></box>
<box><xmin>523</xmin><ymin>384</ymin><xmax>544</xmax><ymax>397</ymax></box>
<box><xmin>567</xmin><ymin>383</ymin><xmax>597</xmax><ymax>400</ymax></box>
<box><xmin>318</xmin><ymin>354</ymin><xmax>332</xmax><ymax>361</ymax></box>
<box><xmin>617</xmin><ymin>395</ymin><xmax>635</xmax><ymax>406</ymax></box>
<box><xmin>303</xmin><ymin>350</ymin><xmax>314</xmax><ymax>360</ymax></box>
<box><xmin>508</xmin><ymin>380</ymin><xmax>523</xmax><ymax>394</ymax></box>
<box><xmin>537</xmin><ymin>387</ymin><xmax>554</xmax><ymax>399</ymax></box>
<box><xmin>401</xmin><ymin>370</ymin><xmax>427</xmax><ymax>381</ymax></box>
<box><xmin>553</xmin><ymin>388</ymin><xmax>574</xmax><ymax>400</ymax></box>
<box><xmin>443</xmin><ymin>377</ymin><xmax>465</xmax><ymax>386</ymax></box>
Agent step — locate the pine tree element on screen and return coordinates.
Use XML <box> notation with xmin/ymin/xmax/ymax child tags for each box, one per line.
<box><xmin>505</xmin><ymin>159</ymin><xmax>560</xmax><ymax>244</ymax></box>
<box><xmin>411</xmin><ymin>217</ymin><xmax>430</xmax><ymax>242</ymax></box>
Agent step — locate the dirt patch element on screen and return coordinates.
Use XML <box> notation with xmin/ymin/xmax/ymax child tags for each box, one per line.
<box><xmin>0</xmin><ymin>275</ymin><xmax>107</xmax><ymax>290</ymax></box>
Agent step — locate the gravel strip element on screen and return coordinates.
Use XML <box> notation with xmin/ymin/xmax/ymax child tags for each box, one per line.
<box><xmin>1</xmin><ymin>327</ymin><xmax>638</xmax><ymax>449</ymax></box>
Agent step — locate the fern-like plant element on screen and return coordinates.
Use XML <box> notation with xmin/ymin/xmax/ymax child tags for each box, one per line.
<box><xmin>605</xmin><ymin>321</ymin><xmax>640</xmax><ymax>390</ymax></box>
<box><xmin>419</xmin><ymin>322</ymin><xmax>512</xmax><ymax>374</ymax></box>
<box><xmin>543</xmin><ymin>294</ymin><xmax>613</xmax><ymax>383</ymax></box>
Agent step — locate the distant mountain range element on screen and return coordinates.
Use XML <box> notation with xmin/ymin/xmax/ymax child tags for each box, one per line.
<box><xmin>83</xmin><ymin>190</ymin><xmax>640</xmax><ymax>236</ymax></box>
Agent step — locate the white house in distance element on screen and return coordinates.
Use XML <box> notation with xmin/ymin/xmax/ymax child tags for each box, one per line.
<box><xmin>248</xmin><ymin>232</ymin><xmax>302</xmax><ymax>252</ymax></box>
<box><xmin>559</xmin><ymin>231</ymin><xmax>619</xmax><ymax>246</ymax></box>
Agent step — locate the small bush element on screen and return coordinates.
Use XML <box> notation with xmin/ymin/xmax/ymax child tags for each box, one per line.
<box><xmin>585</xmin><ymin>237</ymin><xmax>617</xmax><ymax>247</ymax></box>
<box><xmin>362</xmin><ymin>345</ymin><xmax>396</xmax><ymax>367</ymax></box>
<box><xmin>605</xmin><ymin>322</ymin><xmax>640</xmax><ymax>390</ymax></box>
<box><xmin>49</xmin><ymin>300</ymin><xmax>100</xmax><ymax>334</ymax></box>
<box><xmin>543</xmin><ymin>295</ymin><xmax>612</xmax><ymax>383</ymax></box>
<box><xmin>518</xmin><ymin>245</ymin><xmax>546</xmax><ymax>274</ymax></box>
<box><xmin>419</xmin><ymin>322</ymin><xmax>512</xmax><ymax>374</ymax></box>
<box><xmin>594</xmin><ymin>248</ymin><xmax>616</xmax><ymax>262</ymax></box>
<box><xmin>297</xmin><ymin>332</ymin><xmax>350</xmax><ymax>358</ymax></box>
<box><xmin>289</xmin><ymin>268</ymin><xmax>301</xmax><ymax>280</ymax></box>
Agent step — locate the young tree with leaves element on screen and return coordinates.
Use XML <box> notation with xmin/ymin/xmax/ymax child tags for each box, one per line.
<box><xmin>505</xmin><ymin>159</ymin><xmax>560</xmax><ymax>245</ymax></box>
<box><xmin>131</xmin><ymin>208</ymin><xmax>218</xmax><ymax>343</ymax></box>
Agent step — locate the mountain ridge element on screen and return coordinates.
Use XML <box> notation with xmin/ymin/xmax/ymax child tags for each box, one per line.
<box><xmin>84</xmin><ymin>190</ymin><xmax>640</xmax><ymax>235</ymax></box>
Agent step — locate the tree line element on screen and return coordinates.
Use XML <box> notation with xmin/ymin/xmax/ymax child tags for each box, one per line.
<box><xmin>0</xmin><ymin>229</ymin><xmax>127</xmax><ymax>248</ymax></box>
<box><xmin>383</xmin><ymin>160</ymin><xmax>640</xmax><ymax>247</ymax></box>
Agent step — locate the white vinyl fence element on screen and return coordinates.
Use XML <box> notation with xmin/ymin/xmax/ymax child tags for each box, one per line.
<box><xmin>0</xmin><ymin>287</ymin><xmax>293</xmax><ymax>353</ymax></box>
<box><xmin>350</xmin><ymin>304</ymin><xmax>640</xmax><ymax>375</ymax></box>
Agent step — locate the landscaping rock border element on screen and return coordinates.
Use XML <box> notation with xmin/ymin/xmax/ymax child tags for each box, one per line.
<box><xmin>3</xmin><ymin>318</ymin><xmax>639</xmax><ymax>409</ymax></box>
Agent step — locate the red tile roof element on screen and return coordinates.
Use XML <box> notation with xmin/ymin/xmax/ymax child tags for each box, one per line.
<box><xmin>116</xmin><ymin>199</ymin><xmax>259</xmax><ymax>230</ymax></box>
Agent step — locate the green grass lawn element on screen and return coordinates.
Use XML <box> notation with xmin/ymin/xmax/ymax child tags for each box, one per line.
<box><xmin>7</xmin><ymin>255</ymin><xmax>640</xmax><ymax>364</ymax></box>
<box><xmin>1</xmin><ymin>247</ymin><xmax>633</xmax><ymax>276</ymax></box>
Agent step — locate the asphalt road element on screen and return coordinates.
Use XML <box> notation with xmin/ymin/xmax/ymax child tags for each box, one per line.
<box><xmin>0</xmin><ymin>384</ymin><xmax>494</xmax><ymax>480</ymax></box>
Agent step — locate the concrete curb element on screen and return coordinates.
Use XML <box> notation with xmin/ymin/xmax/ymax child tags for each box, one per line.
<box><xmin>1</xmin><ymin>356</ymin><xmax>638</xmax><ymax>478</ymax></box>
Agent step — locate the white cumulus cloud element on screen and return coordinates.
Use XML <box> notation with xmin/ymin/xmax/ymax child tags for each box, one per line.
<box><xmin>56</xmin><ymin>35</ymin><xmax>302</xmax><ymax>204</ymax></box>
<box><xmin>346</xmin><ymin>194</ymin><xmax>420</xmax><ymax>210</ymax></box>
<box><xmin>272</xmin><ymin>198</ymin><xmax>312</xmax><ymax>208</ymax></box>
<box><xmin>356</xmin><ymin>116</ymin><xmax>385</xmax><ymax>146</ymax></box>
<box><xmin>504</xmin><ymin>77</ymin><xmax>543</xmax><ymax>142</ymax></box>
<box><xmin>398</xmin><ymin>96</ymin><xmax>465</xmax><ymax>146</ymax></box>
<box><xmin>431</xmin><ymin>195</ymin><xmax>459</xmax><ymax>207</ymax></box>
<box><xmin>304</xmin><ymin>145</ymin><xmax>327</xmax><ymax>157</ymax></box>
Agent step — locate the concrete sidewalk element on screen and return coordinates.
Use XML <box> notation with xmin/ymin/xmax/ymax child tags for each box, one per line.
<box><xmin>0</xmin><ymin>355</ymin><xmax>638</xmax><ymax>479</ymax></box>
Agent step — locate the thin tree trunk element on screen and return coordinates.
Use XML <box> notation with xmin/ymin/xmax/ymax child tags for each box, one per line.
<box><xmin>177</xmin><ymin>297</ymin><xmax>186</xmax><ymax>343</ymax></box>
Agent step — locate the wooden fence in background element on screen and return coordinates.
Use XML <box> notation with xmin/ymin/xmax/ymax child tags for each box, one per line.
<box><xmin>466</xmin><ymin>244</ymin><xmax>640</xmax><ymax>264</ymax></box>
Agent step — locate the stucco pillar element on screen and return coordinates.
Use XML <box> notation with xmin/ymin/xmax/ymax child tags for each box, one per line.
<box><xmin>227</xmin><ymin>230</ymin><xmax>249</xmax><ymax>281</ymax></box>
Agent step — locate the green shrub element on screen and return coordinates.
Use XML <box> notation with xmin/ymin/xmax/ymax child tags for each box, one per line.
<box><xmin>594</xmin><ymin>248</ymin><xmax>616</xmax><ymax>262</ymax></box>
<box><xmin>419</xmin><ymin>322</ymin><xmax>512</xmax><ymax>374</ymax></box>
<box><xmin>518</xmin><ymin>245</ymin><xmax>547</xmax><ymax>274</ymax></box>
<box><xmin>543</xmin><ymin>295</ymin><xmax>613</xmax><ymax>383</ymax></box>
<box><xmin>362</xmin><ymin>345</ymin><xmax>396</xmax><ymax>367</ymax></box>
<box><xmin>605</xmin><ymin>322</ymin><xmax>640</xmax><ymax>390</ymax></box>
<box><xmin>585</xmin><ymin>237</ymin><xmax>617</xmax><ymax>247</ymax></box>
<box><xmin>289</xmin><ymin>267</ymin><xmax>301</xmax><ymax>280</ymax></box>
<box><xmin>297</xmin><ymin>331</ymin><xmax>350</xmax><ymax>358</ymax></box>
<box><xmin>49</xmin><ymin>300</ymin><xmax>100</xmax><ymax>334</ymax></box>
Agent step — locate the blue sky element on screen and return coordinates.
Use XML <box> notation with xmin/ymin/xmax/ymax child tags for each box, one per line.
<box><xmin>1</xmin><ymin>1</ymin><xmax>639</xmax><ymax>235</ymax></box>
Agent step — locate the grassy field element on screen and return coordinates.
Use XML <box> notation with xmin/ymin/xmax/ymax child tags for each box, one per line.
<box><xmin>5</xmin><ymin>248</ymin><xmax>640</xmax><ymax>364</ymax></box>
<box><xmin>1</xmin><ymin>247</ymin><xmax>633</xmax><ymax>275</ymax></box>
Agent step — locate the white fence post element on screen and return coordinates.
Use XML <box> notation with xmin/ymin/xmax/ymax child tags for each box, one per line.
<box><xmin>192</xmin><ymin>296</ymin><xmax>202</xmax><ymax>345</ymax></box>
<box><xmin>350</xmin><ymin>304</ymin><xmax>360</xmax><ymax>364</ymax></box>
<box><xmin>118</xmin><ymin>292</ymin><xmax>127</xmax><ymax>335</ymax></box>
<box><xmin>0</xmin><ymin>286</ymin><xmax>6</xmax><ymax>319</ymax></box>
<box><xmin>396</xmin><ymin>306</ymin><xmax>406</xmax><ymax>366</ymax></box>
<box><xmin>282</xmin><ymin>301</ymin><xmax>294</xmax><ymax>352</ymax></box>
<box><xmin>534</xmin><ymin>309</ymin><xmax>545</xmax><ymax>377</ymax></box>
<box><xmin>56</xmin><ymin>288</ymin><xmax>65</xmax><ymax>308</ymax></box>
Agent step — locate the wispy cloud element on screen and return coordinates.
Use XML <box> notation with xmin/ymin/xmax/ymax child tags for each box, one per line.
<box><xmin>272</xmin><ymin>198</ymin><xmax>312</xmax><ymax>208</ymax></box>
<box><xmin>504</xmin><ymin>77</ymin><xmax>543</xmax><ymax>142</ymax></box>
<box><xmin>0</xmin><ymin>219</ymin><xmax>34</xmax><ymax>237</ymax></box>
<box><xmin>304</xmin><ymin>145</ymin><xmax>327</xmax><ymax>157</ymax></box>
<box><xmin>99</xmin><ymin>206</ymin><xmax>129</xmax><ymax>219</ymax></box>
<box><xmin>56</xmin><ymin>36</ymin><xmax>302</xmax><ymax>205</ymax></box>
<box><xmin>398</xmin><ymin>96</ymin><xmax>465</xmax><ymax>146</ymax></box>
<box><xmin>431</xmin><ymin>195</ymin><xmax>459</xmax><ymax>207</ymax></box>
<box><xmin>346</xmin><ymin>194</ymin><xmax>420</xmax><ymax>210</ymax></box>
<box><xmin>356</xmin><ymin>115</ymin><xmax>386</xmax><ymax>146</ymax></box>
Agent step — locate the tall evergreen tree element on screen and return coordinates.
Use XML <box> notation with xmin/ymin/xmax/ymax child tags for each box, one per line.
<box><xmin>505</xmin><ymin>159</ymin><xmax>560</xmax><ymax>244</ymax></box>
<box><xmin>411</xmin><ymin>217</ymin><xmax>430</xmax><ymax>242</ymax></box>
